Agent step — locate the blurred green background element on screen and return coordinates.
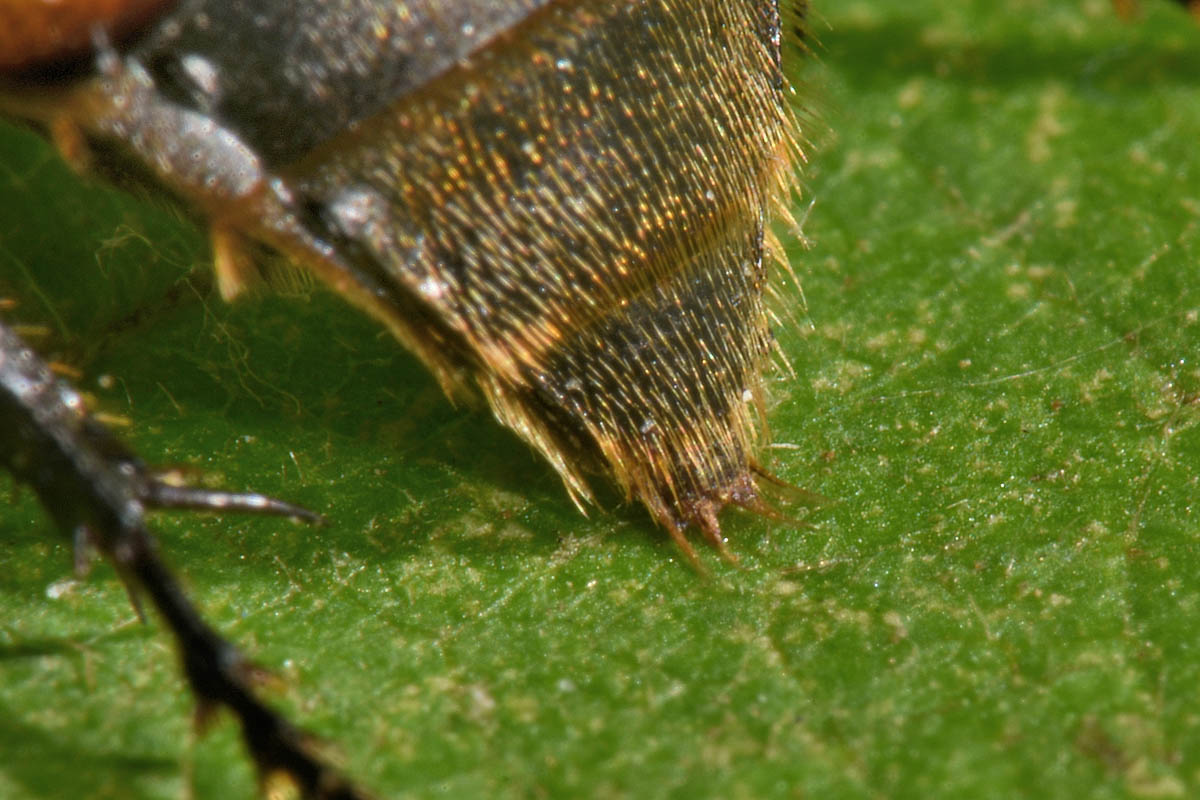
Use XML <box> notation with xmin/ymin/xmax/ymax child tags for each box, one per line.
<box><xmin>1</xmin><ymin>1</ymin><xmax>1197</xmax><ymax>797</ymax></box>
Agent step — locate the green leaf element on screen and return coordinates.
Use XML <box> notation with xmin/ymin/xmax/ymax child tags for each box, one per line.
<box><xmin>2</xmin><ymin>1</ymin><xmax>1198</xmax><ymax>798</ymax></box>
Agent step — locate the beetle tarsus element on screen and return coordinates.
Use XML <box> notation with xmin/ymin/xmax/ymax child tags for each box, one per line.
<box><xmin>142</xmin><ymin>481</ymin><xmax>326</xmax><ymax>524</ymax></box>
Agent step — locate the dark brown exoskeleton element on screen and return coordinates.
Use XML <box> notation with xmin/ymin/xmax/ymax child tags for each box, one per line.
<box><xmin>1</xmin><ymin>0</ymin><xmax>806</xmax><ymax>561</ymax></box>
<box><xmin>1</xmin><ymin>0</ymin><xmax>805</xmax><ymax>795</ymax></box>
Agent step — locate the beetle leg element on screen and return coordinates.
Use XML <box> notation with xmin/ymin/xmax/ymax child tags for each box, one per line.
<box><xmin>106</xmin><ymin>515</ymin><xmax>368</xmax><ymax>800</ymax></box>
<box><xmin>140</xmin><ymin>481</ymin><xmax>325</xmax><ymax>522</ymax></box>
<box><xmin>1</xmin><ymin>319</ymin><xmax>369</xmax><ymax>799</ymax></box>
<box><xmin>72</xmin><ymin>523</ymin><xmax>98</xmax><ymax>576</ymax></box>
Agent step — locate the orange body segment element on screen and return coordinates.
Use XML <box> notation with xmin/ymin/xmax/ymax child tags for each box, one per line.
<box><xmin>0</xmin><ymin>0</ymin><xmax>174</xmax><ymax>71</ymax></box>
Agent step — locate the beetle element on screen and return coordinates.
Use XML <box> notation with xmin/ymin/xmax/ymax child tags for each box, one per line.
<box><xmin>1</xmin><ymin>0</ymin><xmax>805</xmax><ymax>560</ymax></box>
<box><xmin>1</xmin><ymin>0</ymin><xmax>805</xmax><ymax>796</ymax></box>
<box><xmin>2</xmin><ymin>0</ymin><xmax>1200</xmax><ymax>796</ymax></box>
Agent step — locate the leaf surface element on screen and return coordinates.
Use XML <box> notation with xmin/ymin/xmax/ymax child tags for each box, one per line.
<box><xmin>1</xmin><ymin>1</ymin><xmax>1198</xmax><ymax>797</ymax></box>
